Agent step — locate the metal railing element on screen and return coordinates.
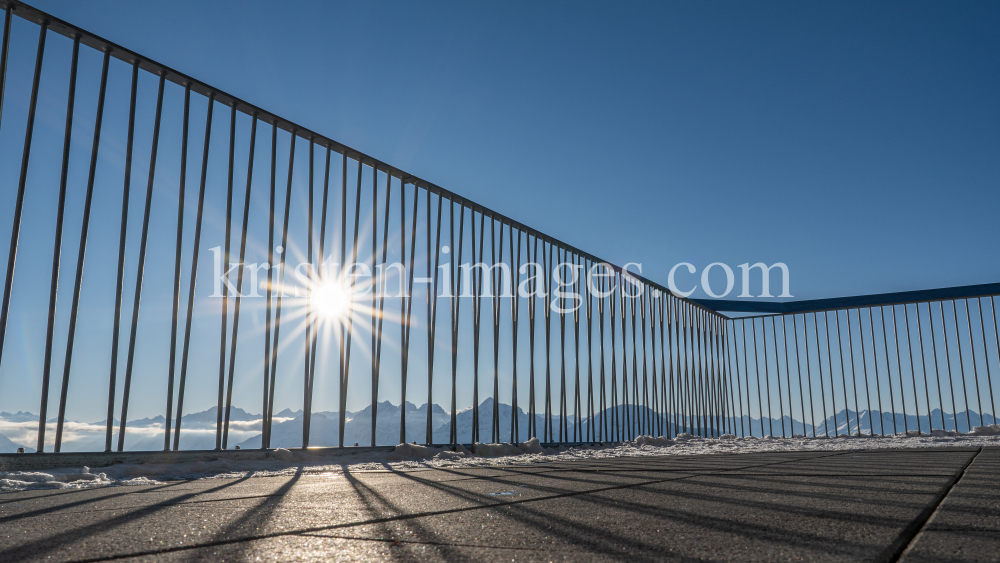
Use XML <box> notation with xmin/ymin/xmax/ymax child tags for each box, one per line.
<box><xmin>0</xmin><ymin>2</ymin><xmax>995</xmax><ymax>456</ymax></box>
<box><xmin>694</xmin><ymin>285</ymin><xmax>1000</xmax><ymax>437</ymax></box>
<box><xmin>0</xmin><ymin>1</ymin><xmax>731</xmax><ymax>453</ymax></box>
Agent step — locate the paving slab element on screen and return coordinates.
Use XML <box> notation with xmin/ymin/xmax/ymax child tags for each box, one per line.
<box><xmin>316</xmin><ymin>473</ymin><xmax>957</xmax><ymax>561</ymax></box>
<box><xmin>0</xmin><ymin>447</ymin><xmax>988</xmax><ymax>562</ymax></box>
<box><xmin>900</xmin><ymin>447</ymin><xmax>1000</xmax><ymax>563</ymax></box>
<box><xmin>731</xmin><ymin>449</ymin><xmax>978</xmax><ymax>476</ymax></box>
<box><xmin>0</xmin><ymin>468</ymin><xmax>699</xmax><ymax>562</ymax></box>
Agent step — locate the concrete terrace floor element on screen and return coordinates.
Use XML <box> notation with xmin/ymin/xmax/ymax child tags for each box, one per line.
<box><xmin>0</xmin><ymin>447</ymin><xmax>997</xmax><ymax>562</ymax></box>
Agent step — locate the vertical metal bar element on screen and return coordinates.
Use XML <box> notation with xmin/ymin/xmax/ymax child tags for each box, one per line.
<box><xmin>703</xmin><ymin>312</ymin><xmax>713</xmax><ymax>436</ymax></box>
<box><xmin>617</xmin><ymin>275</ymin><xmax>626</xmax><ymax>438</ymax></box>
<box><xmin>399</xmin><ymin>183</ymin><xmax>420</xmax><ymax>444</ymax></box>
<box><xmin>608</xmin><ymin>267</ymin><xmax>618</xmax><ymax>440</ymax></box>
<box><xmin>574</xmin><ymin>254</ymin><xmax>583</xmax><ymax>440</ymax></box>
<box><xmin>952</xmin><ymin>301</ymin><xmax>971</xmax><ymax>431</ymax></box>
<box><xmin>964</xmin><ymin>299</ymin><xmax>983</xmax><ymax>428</ymax></box>
<box><xmin>425</xmin><ymin>190</ymin><xmax>436</xmax><ymax>443</ymax></box>
<box><xmin>718</xmin><ymin>315</ymin><xmax>728</xmax><ymax>435</ymax></box>
<box><xmin>719</xmin><ymin>316</ymin><xmax>729</xmax><ymax>436</ymax></box>
<box><xmin>630</xmin><ymin>277</ymin><xmax>639</xmax><ymax>437</ymax></box>
<box><xmin>469</xmin><ymin>212</ymin><xmax>484</xmax><ymax>442</ymax></box>
<box><xmin>759</xmin><ymin>316</ymin><xmax>773</xmax><ymax>436</ymax></box>
<box><xmin>511</xmin><ymin>229</ymin><xmax>522</xmax><ymax>442</ymax></box>
<box><xmin>659</xmin><ymin>294</ymin><xmax>669</xmax><ymax>436</ymax></box>
<box><xmin>830</xmin><ymin>311</ymin><xmax>845</xmax><ymax>436</ymax></box>
<box><xmin>688</xmin><ymin>305</ymin><xmax>701</xmax><ymax>436</ymax></box>
<box><xmin>707</xmin><ymin>312</ymin><xmax>717</xmax><ymax>436</ymax></box>
<box><xmin>781</xmin><ymin>315</ymin><xmax>794</xmax><ymax>435</ymax></box>
<box><xmin>37</xmin><ymin>35</ymin><xmax>79</xmax><ymax>453</ymax></box>
<box><xmin>823</xmin><ymin>312</ymin><xmax>837</xmax><ymax>436</ymax></box>
<box><xmin>915</xmin><ymin>302</ymin><xmax>934</xmax><ymax>432</ymax></box>
<box><xmin>836</xmin><ymin>311</ymin><xmax>855</xmax><ymax>436</ymax></box>
<box><xmin>56</xmin><ymin>48</ymin><xmax>110</xmax><ymax>452</ymax></box>
<box><xmin>858</xmin><ymin>307</ymin><xmax>882</xmax><ymax>436</ymax></box>
<box><xmin>426</xmin><ymin>193</ymin><xmax>443</xmax><ymax>444</ymax></box>
<box><xmin>1</xmin><ymin>21</ymin><xmax>46</xmax><ymax>379</ymax></box>
<box><xmin>448</xmin><ymin>201</ymin><xmax>464</xmax><ymax>444</ymax></box>
<box><xmin>682</xmin><ymin>305</ymin><xmax>691</xmax><ymax>435</ymax></box>
<box><xmin>890</xmin><ymin>306</ymin><xmax>908</xmax><ymax>432</ymax></box>
<box><xmin>528</xmin><ymin>237</ymin><xmax>538</xmax><ymax>440</ymax></box>
<box><xmin>732</xmin><ymin>318</ymin><xmax>744</xmax><ymax>436</ymax></box>
<box><xmin>647</xmin><ymin>289</ymin><xmax>657</xmax><ymax>436</ymax></box>
<box><xmin>626</xmin><ymin>281</ymin><xmax>637</xmax><ymax>437</ymax></box>
<box><xmin>704</xmin><ymin>311</ymin><xmax>712</xmax><ymax>436</ymax></box>
<box><xmin>622</xmin><ymin>281</ymin><xmax>632</xmax><ymax>438</ymax></box>
<box><xmin>771</xmin><ymin>316</ymin><xmax>786</xmax><ymax>437</ymax></box>
<box><xmin>368</xmin><ymin>165</ymin><xmax>379</xmax><ymax>446</ymax></box>
<box><xmin>399</xmin><ymin>181</ymin><xmax>410</xmax><ymax>443</ymax></box>
<box><xmin>301</xmin><ymin>140</ymin><xmax>315</xmax><ymax>449</ymax></box>
<box><xmin>879</xmin><ymin>307</ymin><xmax>897</xmax><ymax>434</ymax></box>
<box><xmin>173</xmin><ymin>93</ymin><xmax>215</xmax><ymax>451</ymax></box>
<box><xmin>622</xmin><ymin>274</ymin><xmax>632</xmax><ymax>438</ymax></box>
<box><xmin>749</xmin><ymin>318</ymin><xmax>765</xmax><ymax>436</ymax></box>
<box><xmin>470</xmin><ymin>213</ymin><xmax>482</xmax><ymax>441</ymax></box>
<box><xmin>162</xmin><ymin>83</ymin><xmax>190</xmax><ymax>451</ymax></box>
<box><xmin>931</xmin><ymin>302</ymin><xmax>953</xmax><ymax>431</ymax></box>
<box><xmin>338</xmin><ymin>153</ymin><xmax>348</xmax><ymax>442</ymax></box>
<box><xmin>802</xmin><ymin>314</ymin><xmax>816</xmax><ymax>437</ymax></box>
<box><xmin>676</xmin><ymin>302</ymin><xmax>683</xmax><ymax>436</ymax></box>
<box><xmin>867</xmin><ymin>307</ymin><xmax>886</xmax><ymax>435</ymax></box>
<box><xmin>308</xmin><ymin>148</ymin><xmax>332</xmax><ymax>440</ymax></box>
<box><xmin>586</xmin><ymin>260</ymin><xmax>596</xmax><ymax>441</ymax></box>
<box><xmin>903</xmin><ymin>305</ymin><xmax>921</xmax><ymax>432</ymax></box>
<box><xmin>339</xmin><ymin>160</ymin><xmax>364</xmax><ymax>446</ymax></box>
<box><xmin>983</xmin><ymin>296</ymin><xmax>998</xmax><ymax>422</ymax></box>
<box><xmin>791</xmin><ymin>315</ymin><xmax>806</xmax><ymax>436</ymax></box>
<box><xmin>669</xmin><ymin>299</ymin><xmax>677</xmax><ymax>436</ymax></box>
<box><xmin>490</xmin><ymin>221</ymin><xmax>503</xmax><ymax>442</ymax></box>
<box><xmin>739</xmin><ymin>318</ymin><xmax>749</xmax><ymax>435</ymax></box>
<box><xmin>940</xmin><ymin>301</ymin><xmax>962</xmax><ymax>430</ymax></box>
<box><xmin>678</xmin><ymin>302</ymin><xmax>685</xmax><ymax>436</ymax></box>
<box><xmin>117</xmin><ymin>72</ymin><xmax>166</xmax><ymax>452</ymax></box>
<box><xmin>265</xmin><ymin>129</ymin><xmax>297</xmax><ymax>446</ymax></box>
<box><xmin>708</xmin><ymin>314</ymin><xmax>717</xmax><ymax>435</ymax></box>
<box><xmin>642</xmin><ymin>282</ymin><xmax>650</xmax><ymax>436</ymax></box>
<box><xmin>558</xmin><ymin>248</ymin><xmax>567</xmax><ymax>441</ymax></box>
<box><xmin>855</xmin><ymin>309</ymin><xmax>873</xmax><ymax>434</ymax></box>
<box><xmin>597</xmin><ymin>263</ymin><xmax>606</xmax><ymax>440</ymax></box>
<box><xmin>261</xmin><ymin>122</ymin><xmax>277</xmax><ymax>449</ymax></box>
<box><xmin>630</xmin><ymin>282</ymin><xmax>641</xmax><ymax>436</ymax></box>
<box><xmin>715</xmin><ymin>314</ymin><xmax>723</xmax><ymax>436</ymax></box>
<box><xmin>222</xmin><ymin>114</ymin><xmax>258</xmax><ymax>449</ymax></box>
<box><xmin>813</xmin><ymin>313</ymin><xmax>828</xmax><ymax>436</ymax></box>
<box><xmin>692</xmin><ymin>305</ymin><xmax>699</xmax><ymax>435</ymax></box>
<box><xmin>726</xmin><ymin>317</ymin><xmax>737</xmax><ymax>435</ymax></box>
<box><xmin>544</xmin><ymin>243</ymin><xmax>553</xmax><ymax>441</ymax></box>
<box><xmin>372</xmin><ymin>171</ymin><xmax>393</xmax><ymax>445</ymax></box>
<box><xmin>215</xmin><ymin>104</ymin><xmax>236</xmax><ymax>450</ymax></box>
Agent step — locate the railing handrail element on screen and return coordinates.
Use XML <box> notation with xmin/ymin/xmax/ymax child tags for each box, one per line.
<box><xmin>694</xmin><ymin>282</ymin><xmax>1000</xmax><ymax>316</ymax></box>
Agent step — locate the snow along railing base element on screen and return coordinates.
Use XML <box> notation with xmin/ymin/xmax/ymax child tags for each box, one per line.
<box><xmin>0</xmin><ymin>442</ymin><xmax>618</xmax><ymax>472</ymax></box>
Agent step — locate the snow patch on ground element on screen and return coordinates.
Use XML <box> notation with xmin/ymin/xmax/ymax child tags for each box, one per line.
<box><xmin>3</xmin><ymin>432</ymin><xmax>999</xmax><ymax>493</ymax></box>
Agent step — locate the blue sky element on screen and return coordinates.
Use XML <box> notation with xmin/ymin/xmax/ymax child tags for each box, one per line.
<box><xmin>0</xmin><ymin>1</ymin><xmax>997</xmax><ymax>437</ymax></box>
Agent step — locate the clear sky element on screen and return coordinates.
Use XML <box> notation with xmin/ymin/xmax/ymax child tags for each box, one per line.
<box><xmin>0</xmin><ymin>1</ymin><xmax>997</xmax><ymax>437</ymax></box>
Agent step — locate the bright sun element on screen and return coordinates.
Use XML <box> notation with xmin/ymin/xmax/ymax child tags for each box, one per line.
<box><xmin>311</xmin><ymin>280</ymin><xmax>351</xmax><ymax>321</ymax></box>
